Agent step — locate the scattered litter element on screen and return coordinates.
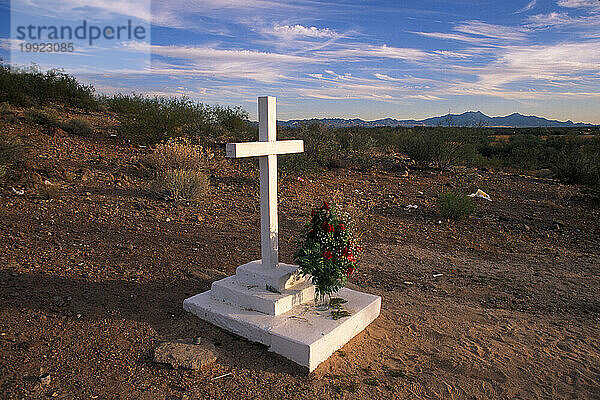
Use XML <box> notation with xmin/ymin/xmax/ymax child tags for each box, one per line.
<box><xmin>468</xmin><ymin>189</ymin><xmax>492</xmax><ymax>201</ymax></box>
<box><xmin>297</xmin><ymin>177</ymin><xmax>305</xmax><ymax>182</ymax></box>
<box><xmin>433</xmin><ymin>273</ymin><xmax>443</xmax><ymax>278</ymax></box>
<box><xmin>211</xmin><ymin>372</ymin><xmax>232</xmax><ymax>381</ymax></box>
<box><xmin>438</xmin><ymin>220</ymin><xmax>442</xmax><ymax>224</ymax></box>
<box><xmin>418</xmin><ymin>191</ymin><xmax>424</xmax><ymax>195</ymax></box>
<box><xmin>405</xmin><ymin>204</ymin><xmax>418</xmax><ymax>210</ymax></box>
<box><xmin>403</xmin><ymin>281</ymin><xmax>414</xmax><ymax>285</ymax></box>
<box><xmin>11</xmin><ymin>187</ymin><xmax>24</xmax><ymax>195</ymax></box>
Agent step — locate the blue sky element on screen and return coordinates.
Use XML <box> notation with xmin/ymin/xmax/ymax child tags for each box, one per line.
<box><xmin>1</xmin><ymin>0</ymin><xmax>599</xmax><ymax>123</ymax></box>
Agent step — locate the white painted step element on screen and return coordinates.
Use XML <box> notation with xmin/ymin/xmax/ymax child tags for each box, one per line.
<box><xmin>184</xmin><ymin>287</ymin><xmax>381</xmax><ymax>372</ymax></box>
<box><xmin>210</xmin><ymin>275</ymin><xmax>315</xmax><ymax>316</ymax></box>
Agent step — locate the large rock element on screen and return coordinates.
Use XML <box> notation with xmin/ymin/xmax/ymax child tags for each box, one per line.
<box><xmin>153</xmin><ymin>339</ymin><xmax>217</xmax><ymax>370</ymax></box>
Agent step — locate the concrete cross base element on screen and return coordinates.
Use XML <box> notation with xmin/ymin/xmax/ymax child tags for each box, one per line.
<box><xmin>183</xmin><ymin>285</ymin><xmax>381</xmax><ymax>372</ymax></box>
<box><xmin>235</xmin><ymin>260</ymin><xmax>308</xmax><ymax>291</ymax></box>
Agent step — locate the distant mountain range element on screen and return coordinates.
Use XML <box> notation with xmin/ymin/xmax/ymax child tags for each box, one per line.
<box><xmin>277</xmin><ymin>111</ymin><xmax>594</xmax><ymax>128</ymax></box>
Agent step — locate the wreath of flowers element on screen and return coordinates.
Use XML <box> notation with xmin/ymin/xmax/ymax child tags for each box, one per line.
<box><xmin>294</xmin><ymin>201</ymin><xmax>360</xmax><ymax>299</ymax></box>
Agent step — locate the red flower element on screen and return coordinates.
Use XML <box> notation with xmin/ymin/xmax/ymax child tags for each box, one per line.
<box><xmin>311</xmin><ymin>209</ymin><xmax>315</xmax><ymax>217</ymax></box>
<box><xmin>322</xmin><ymin>201</ymin><xmax>330</xmax><ymax>210</ymax></box>
<box><xmin>323</xmin><ymin>251</ymin><xmax>333</xmax><ymax>259</ymax></box>
<box><xmin>338</xmin><ymin>223</ymin><xmax>345</xmax><ymax>231</ymax></box>
<box><xmin>341</xmin><ymin>247</ymin><xmax>350</xmax><ymax>256</ymax></box>
<box><xmin>322</xmin><ymin>222</ymin><xmax>334</xmax><ymax>233</ymax></box>
<box><xmin>347</xmin><ymin>253</ymin><xmax>356</xmax><ymax>263</ymax></box>
<box><xmin>347</xmin><ymin>266</ymin><xmax>355</xmax><ymax>278</ymax></box>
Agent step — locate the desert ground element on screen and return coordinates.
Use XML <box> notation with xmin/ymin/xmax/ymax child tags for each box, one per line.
<box><xmin>1</xmin><ymin>109</ymin><xmax>599</xmax><ymax>399</ymax></box>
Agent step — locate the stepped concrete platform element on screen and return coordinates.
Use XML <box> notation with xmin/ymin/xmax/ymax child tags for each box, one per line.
<box><xmin>184</xmin><ymin>286</ymin><xmax>381</xmax><ymax>372</ymax></box>
<box><xmin>183</xmin><ymin>260</ymin><xmax>381</xmax><ymax>372</ymax></box>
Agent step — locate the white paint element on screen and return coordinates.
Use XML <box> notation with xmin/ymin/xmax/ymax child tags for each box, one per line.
<box><xmin>184</xmin><ymin>287</ymin><xmax>381</xmax><ymax>372</ymax></box>
<box><xmin>235</xmin><ymin>260</ymin><xmax>307</xmax><ymax>292</ymax></box>
<box><xmin>225</xmin><ymin>96</ymin><xmax>304</xmax><ymax>271</ymax></box>
<box><xmin>225</xmin><ymin>140</ymin><xmax>303</xmax><ymax>158</ymax></box>
<box><xmin>210</xmin><ymin>275</ymin><xmax>315</xmax><ymax>316</ymax></box>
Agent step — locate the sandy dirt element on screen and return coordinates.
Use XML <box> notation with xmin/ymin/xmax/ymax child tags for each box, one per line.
<box><xmin>1</xmin><ymin>112</ymin><xmax>599</xmax><ymax>399</ymax></box>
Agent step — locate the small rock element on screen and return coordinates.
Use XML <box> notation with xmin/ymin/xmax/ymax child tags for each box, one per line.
<box><xmin>524</xmin><ymin>224</ymin><xmax>530</xmax><ymax>231</ymax></box>
<box><xmin>39</xmin><ymin>373</ymin><xmax>51</xmax><ymax>385</ymax></box>
<box><xmin>154</xmin><ymin>339</ymin><xmax>217</xmax><ymax>370</ymax></box>
<box><xmin>166</xmin><ymin>217</ymin><xmax>172</xmax><ymax>222</ymax></box>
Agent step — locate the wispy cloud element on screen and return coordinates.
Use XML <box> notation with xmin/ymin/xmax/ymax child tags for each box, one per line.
<box><xmin>263</xmin><ymin>25</ymin><xmax>341</xmax><ymax>40</ymax></box>
<box><xmin>515</xmin><ymin>0</ymin><xmax>537</xmax><ymax>13</ymax></box>
<box><xmin>557</xmin><ymin>0</ymin><xmax>600</xmax><ymax>8</ymax></box>
<box><xmin>454</xmin><ymin>21</ymin><xmax>529</xmax><ymax>41</ymax></box>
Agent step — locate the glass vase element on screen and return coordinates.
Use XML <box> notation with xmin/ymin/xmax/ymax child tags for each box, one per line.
<box><xmin>314</xmin><ymin>292</ymin><xmax>331</xmax><ymax>311</ymax></box>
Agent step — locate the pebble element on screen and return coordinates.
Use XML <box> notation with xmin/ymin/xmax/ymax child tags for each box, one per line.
<box><xmin>39</xmin><ymin>373</ymin><xmax>51</xmax><ymax>385</ymax></box>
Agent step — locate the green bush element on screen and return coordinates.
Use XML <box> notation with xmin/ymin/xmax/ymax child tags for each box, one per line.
<box><xmin>397</xmin><ymin>128</ymin><xmax>479</xmax><ymax>169</ymax></box>
<box><xmin>61</xmin><ymin>118</ymin><xmax>93</xmax><ymax>136</ymax></box>
<box><xmin>437</xmin><ymin>191</ymin><xmax>476</xmax><ymax>220</ymax></box>
<box><xmin>279</xmin><ymin>123</ymin><xmax>343</xmax><ymax>172</ymax></box>
<box><xmin>551</xmin><ymin>137</ymin><xmax>599</xmax><ymax>186</ymax></box>
<box><xmin>0</xmin><ymin>64</ymin><xmax>97</xmax><ymax>110</ymax></box>
<box><xmin>150</xmin><ymin>169</ymin><xmax>209</xmax><ymax>201</ymax></box>
<box><xmin>100</xmin><ymin>94</ymin><xmax>248</xmax><ymax>144</ymax></box>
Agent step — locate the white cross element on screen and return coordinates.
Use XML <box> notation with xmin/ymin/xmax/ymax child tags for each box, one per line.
<box><xmin>226</xmin><ymin>96</ymin><xmax>304</xmax><ymax>270</ymax></box>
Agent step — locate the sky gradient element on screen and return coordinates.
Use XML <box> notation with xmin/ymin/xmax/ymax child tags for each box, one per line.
<box><xmin>1</xmin><ymin>0</ymin><xmax>599</xmax><ymax>123</ymax></box>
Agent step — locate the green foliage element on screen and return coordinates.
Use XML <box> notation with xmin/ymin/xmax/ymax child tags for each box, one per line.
<box><xmin>0</xmin><ymin>134</ymin><xmax>27</xmax><ymax>180</ymax></box>
<box><xmin>280</xmin><ymin>123</ymin><xmax>342</xmax><ymax>172</ymax></box>
<box><xmin>150</xmin><ymin>169</ymin><xmax>209</xmax><ymax>201</ymax></box>
<box><xmin>0</xmin><ymin>64</ymin><xmax>97</xmax><ymax>110</ymax></box>
<box><xmin>100</xmin><ymin>94</ymin><xmax>249</xmax><ymax>144</ymax></box>
<box><xmin>61</xmin><ymin>118</ymin><xmax>93</xmax><ymax>136</ymax></box>
<box><xmin>437</xmin><ymin>191</ymin><xmax>476</xmax><ymax>220</ymax></box>
<box><xmin>551</xmin><ymin>136</ymin><xmax>600</xmax><ymax>186</ymax></box>
<box><xmin>294</xmin><ymin>202</ymin><xmax>359</xmax><ymax>297</ymax></box>
<box><xmin>397</xmin><ymin>127</ymin><xmax>480</xmax><ymax>169</ymax></box>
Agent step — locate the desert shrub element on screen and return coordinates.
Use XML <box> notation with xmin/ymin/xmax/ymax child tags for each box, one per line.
<box><xmin>24</xmin><ymin>108</ymin><xmax>59</xmax><ymax>134</ymax></box>
<box><xmin>146</xmin><ymin>137</ymin><xmax>213</xmax><ymax>171</ymax></box>
<box><xmin>61</xmin><ymin>118</ymin><xmax>93</xmax><ymax>136</ymax></box>
<box><xmin>148</xmin><ymin>138</ymin><xmax>213</xmax><ymax>201</ymax></box>
<box><xmin>397</xmin><ymin>128</ymin><xmax>480</xmax><ymax>170</ymax></box>
<box><xmin>0</xmin><ymin>134</ymin><xmax>27</xmax><ymax>180</ymax></box>
<box><xmin>551</xmin><ymin>137</ymin><xmax>600</xmax><ymax>186</ymax></box>
<box><xmin>279</xmin><ymin>123</ymin><xmax>343</xmax><ymax>172</ymax></box>
<box><xmin>437</xmin><ymin>191</ymin><xmax>476</xmax><ymax>220</ymax></box>
<box><xmin>150</xmin><ymin>169</ymin><xmax>209</xmax><ymax>201</ymax></box>
<box><xmin>0</xmin><ymin>102</ymin><xmax>18</xmax><ymax>124</ymax></box>
<box><xmin>337</xmin><ymin>129</ymin><xmax>377</xmax><ymax>171</ymax></box>
<box><xmin>0</xmin><ymin>64</ymin><xmax>97</xmax><ymax>110</ymax></box>
<box><xmin>101</xmin><ymin>94</ymin><xmax>248</xmax><ymax>144</ymax></box>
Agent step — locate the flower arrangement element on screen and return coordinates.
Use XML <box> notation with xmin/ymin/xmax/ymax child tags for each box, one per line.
<box><xmin>294</xmin><ymin>201</ymin><xmax>360</xmax><ymax>302</ymax></box>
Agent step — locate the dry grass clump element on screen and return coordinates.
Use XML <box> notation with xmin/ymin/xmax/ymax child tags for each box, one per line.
<box><xmin>148</xmin><ymin>138</ymin><xmax>212</xmax><ymax>201</ymax></box>
<box><xmin>146</xmin><ymin>137</ymin><xmax>213</xmax><ymax>171</ymax></box>
<box><xmin>151</xmin><ymin>169</ymin><xmax>209</xmax><ymax>201</ymax></box>
<box><xmin>61</xmin><ymin>118</ymin><xmax>93</xmax><ymax>136</ymax></box>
